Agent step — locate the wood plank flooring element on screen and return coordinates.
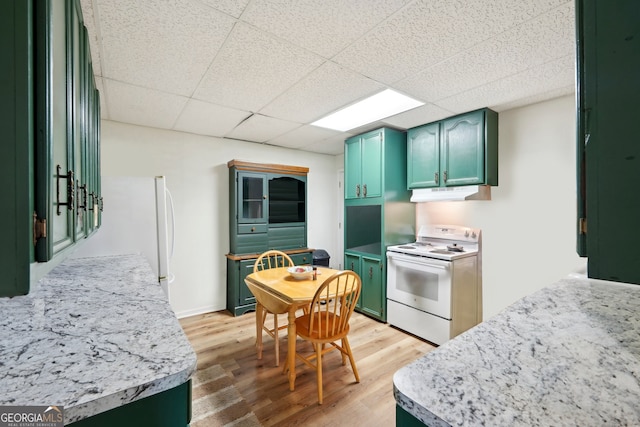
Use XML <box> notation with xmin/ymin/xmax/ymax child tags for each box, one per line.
<box><xmin>180</xmin><ymin>310</ymin><xmax>435</xmax><ymax>426</ymax></box>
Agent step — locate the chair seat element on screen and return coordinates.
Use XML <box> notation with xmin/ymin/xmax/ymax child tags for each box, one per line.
<box><xmin>295</xmin><ymin>313</ymin><xmax>350</xmax><ymax>342</ymax></box>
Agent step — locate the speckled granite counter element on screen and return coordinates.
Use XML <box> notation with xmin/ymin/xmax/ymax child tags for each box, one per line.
<box><xmin>394</xmin><ymin>275</ymin><xmax>640</xmax><ymax>426</ymax></box>
<box><xmin>0</xmin><ymin>254</ymin><xmax>197</xmax><ymax>425</ymax></box>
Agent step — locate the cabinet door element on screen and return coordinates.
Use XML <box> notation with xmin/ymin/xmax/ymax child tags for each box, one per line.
<box><xmin>360</xmin><ymin>256</ymin><xmax>384</xmax><ymax>320</ymax></box>
<box><xmin>407</xmin><ymin>122</ymin><xmax>440</xmax><ymax>188</ymax></box>
<box><xmin>441</xmin><ymin>110</ymin><xmax>485</xmax><ymax>186</ymax></box>
<box><xmin>34</xmin><ymin>0</ymin><xmax>75</xmax><ymax>261</ymax></box>
<box><xmin>238</xmin><ymin>172</ymin><xmax>267</xmax><ymax>224</ymax></box>
<box><xmin>344</xmin><ymin>253</ymin><xmax>362</xmax><ymax>309</ymax></box>
<box><xmin>239</xmin><ymin>260</ymin><xmax>257</xmax><ymax>306</ymax></box>
<box><xmin>344</xmin><ymin>137</ymin><xmax>362</xmax><ymax>199</ymax></box>
<box><xmin>70</xmin><ymin>0</ymin><xmax>88</xmax><ymax>240</ymax></box>
<box><xmin>361</xmin><ymin>131</ymin><xmax>382</xmax><ymax>198</ymax></box>
<box><xmin>290</xmin><ymin>252</ymin><xmax>312</xmax><ymax>266</ymax></box>
<box><xmin>1</xmin><ymin>0</ymin><xmax>33</xmax><ymax>295</ymax></box>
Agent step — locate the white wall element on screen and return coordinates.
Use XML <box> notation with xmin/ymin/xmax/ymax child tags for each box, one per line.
<box><xmin>416</xmin><ymin>95</ymin><xmax>586</xmax><ymax>319</ymax></box>
<box><xmin>94</xmin><ymin>121</ymin><xmax>340</xmax><ymax>318</ymax></box>
<box><xmin>89</xmin><ymin>95</ymin><xmax>585</xmax><ymax>320</ymax></box>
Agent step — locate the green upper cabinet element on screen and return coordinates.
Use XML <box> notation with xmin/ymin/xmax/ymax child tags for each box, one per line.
<box><xmin>228</xmin><ymin>160</ymin><xmax>309</xmax><ymax>255</ymax></box>
<box><xmin>407</xmin><ymin>122</ymin><xmax>440</xmax><ymax>188</ymax></box>
<box><xmin>345</xmin><ymin>130</ymin><xmax>383</xmax><ymax>199</ymax></box>
<box><xmin>1</xmin><ymin>0</ymin><xmax>33</xmax><ymax>297</ymax></box>
<box><xmin>2</xmin><ymin>0</ymin><xmax>102</xmax><ymax>296</ymax></box>
<box><xmin>407</xmin><ymin>108</ymin><xmax>498</xmax><ymax>189</ymax></box>
<box><xmin>576</xmin><ymin>0</ymin><xmax>640</xmax><ymax>284</ymax></box>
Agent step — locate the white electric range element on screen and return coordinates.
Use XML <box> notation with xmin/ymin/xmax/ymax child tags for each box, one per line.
<box><xmin>386</xmin><ymin>225</ymin><xmax>483</xmax><ymax>345</ymax></box>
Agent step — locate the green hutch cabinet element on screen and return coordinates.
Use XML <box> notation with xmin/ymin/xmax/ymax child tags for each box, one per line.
<box><xmin>576</xmin><ymin>0</ymin><xmax>640</xmax><ymax>284</ymax></box>
<box><xmin>407</xmin><ymin>108</ymin><xmax>498</xmax><ymax>189</ymax></box>
<box><xmin>344</xmin><ymin>128</ymin><xmax>415</xmax><ymax>322</ymax></box>
<box><xmin>1</xmin><ymin>0</ymin><xmax>102</xmax><ymax>297</ymax></box>
<box><xmin>226</xmin><ymin>160</ymin><xmax>313</xmax><ymax>316</ymax></box>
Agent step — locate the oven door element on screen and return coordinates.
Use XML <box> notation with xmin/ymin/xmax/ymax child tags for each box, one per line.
<box><xmin>386</xmin><ymin>251</ymin><xmax>452</xmax><ymax>319</ymax></box>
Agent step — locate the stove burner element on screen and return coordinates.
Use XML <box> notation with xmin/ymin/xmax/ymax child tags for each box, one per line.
<box><xmin>446</xmin><ymin>244</ymin><xmax>464</xmax><ymax>252</ymax></box>
<box><xmin>397</xmin><ymin>245</ymin><xmax>416</xmax><ymax>249</ymax></box>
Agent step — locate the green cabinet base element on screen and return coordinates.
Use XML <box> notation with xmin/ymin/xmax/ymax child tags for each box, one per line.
<box><xmin>69</xmin><ymin>380</ymin><xmax>191</xmax><ymax>427</ymax></box>
<box><xmin>226</xmin><ymin>250</ymin><xmax>313</xmax><ymax>317</ymax></box>
<box><xmin>396</xmin><ymin>405</ymin><xmax>425</xmax><ymax>426</ymax></box>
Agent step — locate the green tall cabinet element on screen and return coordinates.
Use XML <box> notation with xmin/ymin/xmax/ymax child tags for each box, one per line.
<box><xmin>576</xmin><ymin>0</ymin><xmax>640</xmax><ymax>284</ymax></box>
<box><xmin>1</xmin><ymin>0</ymin><xmax>102</xmax><ymax>297</ymax></box>
<box><xmin>226</xmin><ymin>160</ymin><xmax>313</xmax><ymax>316</ymax></box>
<box><xmin>344</xmin><ymin>128</ymin><xmax>415</xmax><ymax>322</ymax></box>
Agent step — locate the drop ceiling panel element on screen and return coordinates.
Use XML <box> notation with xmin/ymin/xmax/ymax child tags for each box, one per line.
<box><xmin>333</xmin><ymin>0</ymin><xmax>571</xmax><ymax>85</ymax></box>
<box><xmin>259</xmin><ymin>61</ymin><xmax>386</xmax><ymax>123</ymax></box>
<box><xmin>240</xmin><ymin>0</ymin><xmax>413</xmax><ymax>58</ymax></box>
<box><xmin>193</xmin><ymin>23</ymin><xmax>325</xmax><ymax>112</ymax></box>
<box><xmin>395</xmin><ymin>3</ymin><xmax>575</xmax><ymax>103</ymax></box>
<box><xmin>82</xmin><ymin>0</ymin><xmax>577</xmax><ymax>155</ymax></box>
<box><xmin>80</xmin><ymin>0</ymin><xmax>102</xmax><ymax>76</ymax></box>
<box><xmin>267</xmin><ymin>125</ymin><xmax>343</xmax><ymax>149</ymax></box>
<box><xmin>299</xmin><ymin>133</ymin><xmax>350</xmax><ymax>155</ymax></box>
<box><xmin>435</xmin><ymin>55</ymin><xmax>575</xmax><ymax>113</ymax></box>
<box><xmin>381</xmin><ymin>103</ymin><xmax>455</xmax><ymax>129</ymax></box>
<box><xmin>226</xmin><ymin>114</ymin><xmax>300</xmax><ymax>143</ymax></box>
<box><xmin>104</xmin><ymin>79</ymin><xmax>188</xmax><ymax>130</ymax></box>
<box><xmin>194</xmin><ymin>0</ymin><xmax>252</xmax><ymax>18</ymax></box>
<box><xmin>95</xmin><ymin>0</ymin><xmax>236</xmax><ymax>96</ymax></box>
<box><xmin>174</xmin><ymin>99</ymin><xmax>251</xmax><ymax>137</ymax></box>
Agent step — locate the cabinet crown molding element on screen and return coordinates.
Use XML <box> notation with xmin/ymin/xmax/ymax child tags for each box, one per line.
<box><xmin>227</xmin><ymin>160</ymin><xmax>309</xmax><ymax>176</ymax></box>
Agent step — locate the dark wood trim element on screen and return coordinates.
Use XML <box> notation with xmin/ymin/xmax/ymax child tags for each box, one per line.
<box><xmin>226</xmin><ymin>248</ymin><xmax>315</xmax><ymax>261</ymax></box>
<box><xmin>227</xmin><ymin>160</ymin><xmax>309</xmax><ymax>176</ymax></box>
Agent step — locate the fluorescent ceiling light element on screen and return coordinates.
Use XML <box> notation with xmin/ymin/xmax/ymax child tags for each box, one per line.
<box><xmin>311</xmin><ymin>89</ymin><xmax>424</xmax><ymax>132</ymax></box>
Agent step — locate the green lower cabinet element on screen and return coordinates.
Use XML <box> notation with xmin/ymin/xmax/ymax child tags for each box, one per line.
<box><xmin>226</xmin><ymin>258</ymin><xmax>257</xmax><ymax>316</ymax></box>
<box><xmin>345</xmin><ymin>252</ymin><xmax>385</xmax><ymax>321</ymax></box>
<box><xmin>69</xmin><ymin>380</ymin><xmax>191</xmax><ymax>427</ymax></box>
<box><xmin>290</xmin><ymin>252</ymin><xmax>312</xmax><ymax>266</ymax></box>
<box><xmin>396</xmin><ymin>405</ymin><xmax>425</xmax><ymax>426</ymax></box>
<box><xmin>226</xmin><ymin>250</ymin><xmax>313</xmax><ymax>316</ymax></box>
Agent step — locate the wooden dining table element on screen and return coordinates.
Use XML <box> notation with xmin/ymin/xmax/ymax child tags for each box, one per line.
<box><xmin>244</xmin><ymin>266</ymin><xmax>341</xmax><ymax>391</ymax></box>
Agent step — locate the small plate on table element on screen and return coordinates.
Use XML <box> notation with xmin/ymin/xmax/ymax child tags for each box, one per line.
<box><xmin>287</xmin><ymin>266</ymin><xmax>313</xmax><ymax>280</ymax></box>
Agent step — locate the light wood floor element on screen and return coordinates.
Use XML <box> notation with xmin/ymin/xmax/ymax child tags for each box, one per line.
<box><xmin>180</xmin><ymin>310</ymin><xmax>435</xmax><ymax>426</ymax></box>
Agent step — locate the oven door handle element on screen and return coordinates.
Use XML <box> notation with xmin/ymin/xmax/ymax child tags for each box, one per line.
<box><xmin>387</xmin><ymin>252</ymin><xmax>450</xmax><ymax>270</ymax></box>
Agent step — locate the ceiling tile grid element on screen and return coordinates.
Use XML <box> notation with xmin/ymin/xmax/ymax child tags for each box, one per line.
<box><xmin>173</xmin><ymin>99</ymin><xmax>251</xmax><ymax>137</ymax></box>
<box><xmin>435</xmin><ymin>54</ymin><xmax>576</xmax><ymax>113</ymax></box>
<box><xmin>258</xmin><ymin>60</ymin><xmax>386</xmax><ymax>123</ymax></box>
<box><xmin>104</xmin><ymin>79</ymin><xmax>188</xmax><ymax>130</ymax></box>
<box><xmin>81</xmin><ymin>0</ymin><xmax>577</xmax><ymax>155</ymax></box>
<box><xmin>225</xmin><ymin>113</ymin><xmax>300</xmax><ymax>143</ymax></box>
<box><xmin>239</xmin><ymin>0</ymin><xmax>413</xmax><ymax>58</ymax></box>
<box><xmin>266</xmin><ymin>124</ymin><xmax>343</xmax><ymax>149</ymax></box>
<box><xmin>394</xmin><ymin>2</ymin><xmax>575</xmax><ymax>103</ymax></box>
<box><xmin>95</xmin><ymin>0</ymin><xmax>236</xmax><ymax>96</ymax></box>
<box><xmin>192</xmin><ymin>22</ymin><xmax>325</xmax><ymax>112</ymax></box>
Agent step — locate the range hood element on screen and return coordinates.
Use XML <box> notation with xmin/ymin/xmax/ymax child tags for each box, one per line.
<box><xmin>410</xmin><ymin>185</ymin><xmax>492</xmax><ymax>202</ymax></box>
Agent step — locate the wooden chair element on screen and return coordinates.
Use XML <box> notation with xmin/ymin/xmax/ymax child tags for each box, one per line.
<box><xmin>287</xmin><ymin>270</ymin><xmax>361</xmax><ymax>404</ymax></box>
<box><xmin>253</xmin><ymin>250</ymin><xmax>294</xmax><ymax>366</ymax></box>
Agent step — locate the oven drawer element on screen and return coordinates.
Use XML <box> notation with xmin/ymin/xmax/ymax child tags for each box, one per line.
<box><xmin>386</xmin><ymin>252</ymin><xmax>452</xmax><ymax>319</ymax></box>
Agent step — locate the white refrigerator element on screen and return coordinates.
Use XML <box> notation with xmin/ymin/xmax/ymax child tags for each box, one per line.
<box><xmin>72</xmin><ymin>176</ymin><xmax>175</xmax><ymax>298</ymax></box>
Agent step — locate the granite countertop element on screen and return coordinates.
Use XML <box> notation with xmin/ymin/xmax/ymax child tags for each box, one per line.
<box><xmin>394</xmin><ymin>275</ymin><xmax>640</xmax><ymax>426</ymax></box>
<box><xmin>0</xmin><ymin>254</ymin><xmax>197</xmax><ymax>424</ymax></box>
